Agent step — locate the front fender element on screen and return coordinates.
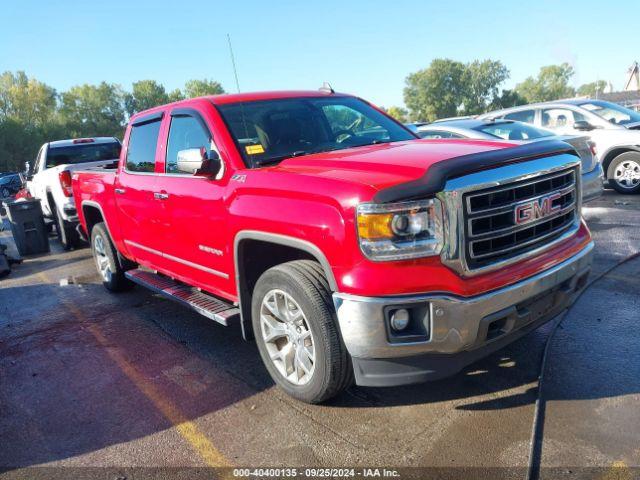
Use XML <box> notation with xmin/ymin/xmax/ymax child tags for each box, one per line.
<box><xmin>228</xmin><ymin>193</ymin><xmax>353</xmax><ymax>290</ymax></box>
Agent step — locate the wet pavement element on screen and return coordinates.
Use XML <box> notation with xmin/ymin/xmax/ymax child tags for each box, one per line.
<box><xmin>540</xmin><ymin>256</ymin><xmax>640</xmax><ymax>472</ymax></box>
<box><xmin>0</xmin><ymin>189</ymin><xmax>638</xmax><ymax>479</ymax></box>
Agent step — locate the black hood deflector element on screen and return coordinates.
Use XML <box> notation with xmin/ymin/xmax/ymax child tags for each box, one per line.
<box><xmin>373</xmin><ymin>139</ymin><xmax>578</xmax><ymax>204</ymax></box>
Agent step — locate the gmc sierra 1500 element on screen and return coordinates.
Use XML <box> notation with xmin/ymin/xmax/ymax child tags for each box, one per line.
<box><xmin>73</xmin><ymin>90</ymin><xmax>594</xmax><ymax>403</ymax></box>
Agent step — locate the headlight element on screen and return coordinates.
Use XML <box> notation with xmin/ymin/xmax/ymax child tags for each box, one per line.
<box><xmin>356</xmin><ymin>198</ymin><xmax>443</xmax><ymax>261</ymax></box>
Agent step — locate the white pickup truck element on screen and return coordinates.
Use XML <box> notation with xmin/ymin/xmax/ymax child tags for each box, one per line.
<box><xmin>27</xmin><ymin>137</ymin><xmax>121</xmax><ymax>249</ymax></box>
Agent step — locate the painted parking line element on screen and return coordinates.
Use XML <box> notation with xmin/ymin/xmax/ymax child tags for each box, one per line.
<box><xmin>599</xmin><ymin>460</ymin><xmax>632</xmax><ymax>480</ymax></box>
<box><xmin>37</xmin><ymin>272</ymin><xmax>232</xmax><ymax>468</ymax></box>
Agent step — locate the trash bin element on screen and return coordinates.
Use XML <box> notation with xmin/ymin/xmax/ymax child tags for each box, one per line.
<box><xmin>2</xmin><ymin>199</ymin><xmax>50</xmax><ymax>256</ymax></box>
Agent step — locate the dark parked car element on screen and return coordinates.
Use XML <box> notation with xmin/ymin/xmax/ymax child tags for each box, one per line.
<box><xmin>0</xmin><ymin>173</ymin><xmax>24</xmax><ymax>199</ymax></box>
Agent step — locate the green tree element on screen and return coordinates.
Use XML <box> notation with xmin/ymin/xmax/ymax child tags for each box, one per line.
<box><xmin>386</xmin><ymin>106</ymin><xmax>409</xmax><ymax>123</ymax></box>
<box><xmin>488</xmin><ymin>89</ymin><xmax>527</xmax><ymax>110</ymax></box>
<box><xmin>183</xmin><ymin>79</ymin><xmax>225</xmax><ymax>98</ymax></box>
<box><xmin>168</xmin><ymin>88</ymin><xmax>185</xmax><ymax>103</ymax></box>
<box><xmin>0</xmin><ymin>71</ymin><xmax>57</xmax><ymax>126</ymax></box>
<box><xmin>0</xmin><ymin>71</ymin><xmax>61</xmax><ymax>171</ymax></box>
<box><xmin>403</xmin><ymin>59</ymin><xmax>509</xmax><ymax>121</ymax></box>
<box><xmin>59</xmin><ymin>82</ymin><xmax>126</xmax><ymax>138</ymax></box>
<box><xmin>125</xmin><ymin>80</ymin><xmax>170</xmax><ymax>116</ymax></box>
<box><xmin>461</xmin><ymin>60</ymin><xmax>510</xmax><ymax>115</ymax></box>
<box><xmin>404</xmin><ymin>59</ymin><xmax>467</xmax><ymax>122</ymax></box>
<box><xmin>577</xmin><ymin>80</ymin><xmax>608</xmax><ymax>98</ymax></box>
<box><xmin>515</xmin><ymin>63</ymin><xmax>576</xmax><ymax>103</ymax></box>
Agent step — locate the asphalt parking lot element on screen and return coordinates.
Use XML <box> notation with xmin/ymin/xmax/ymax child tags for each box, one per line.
<box><xmin>1</xmin><ymin>189</ymin><xmax>639</xmax><ymax>479</ymax></box>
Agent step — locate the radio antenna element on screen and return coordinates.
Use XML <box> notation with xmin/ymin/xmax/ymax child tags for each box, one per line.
<box><xmin>227</xmin><ymin>33</ymin><xmax>250</xmax><ymax>150</ymax></box>
<box><xmin>227</xmin><ymin>34</ymin><xmax>241</xmax><ymax>93</ymax></box>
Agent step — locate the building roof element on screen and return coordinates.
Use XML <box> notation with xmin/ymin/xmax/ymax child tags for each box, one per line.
<box><xmin>598</xmin><ymin>90</ymin><xmax>640</xmax><ymax>104</ymax></box>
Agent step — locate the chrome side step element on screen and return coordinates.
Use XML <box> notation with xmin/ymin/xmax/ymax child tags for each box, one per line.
<box><xmin>125</xmin><ymin>269</ymin><xmax>240</xmax><ymax>326</ymax></box>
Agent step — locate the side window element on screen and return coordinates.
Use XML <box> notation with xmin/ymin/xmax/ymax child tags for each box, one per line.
<box><xmin>165</xmin><ymin>115</ymin><xmax>211</xmax><ymax>174</ymax></box>
<box><xmin>126</xmin><ymin>119</ymin><xmax>162</xmax><ymax>172</ymax></box>
<box><xmin>504</xmin><ymin>109</ymin><xmax>536</xmax><ymax>124</ymax></box>
<box><xmin>541</xmin><ymin>108</ymin><xmax>587</xmax><ymax>129</ymax></box>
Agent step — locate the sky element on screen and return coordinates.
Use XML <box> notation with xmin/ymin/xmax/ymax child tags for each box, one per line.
<box><xmin>1</xmin><ymin>0</ymin><xmax>638</xmax><ymax>108</ymax></box>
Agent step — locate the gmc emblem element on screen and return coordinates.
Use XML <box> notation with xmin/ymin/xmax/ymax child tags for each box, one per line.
<box><xmin>514</xmin><ymin>192</ymin><xmax>562</xmax><ymax>225</ymax></box>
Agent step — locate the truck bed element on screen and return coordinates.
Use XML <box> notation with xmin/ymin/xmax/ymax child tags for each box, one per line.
<box><xmin>72</xmin><ymin>169</ymin><xmax>121</xmax><ymax>243</ymax></box>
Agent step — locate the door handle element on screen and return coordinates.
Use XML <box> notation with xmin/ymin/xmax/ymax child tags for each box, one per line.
<box><xmin>154</xmin><ymin>192</ymin><xmax>169</xmax><ymax>200</ymax></box>
<box><xmin>114</xmin><ymin>188</ymin><xmax>126</xmax><ymax>194</ymax></box>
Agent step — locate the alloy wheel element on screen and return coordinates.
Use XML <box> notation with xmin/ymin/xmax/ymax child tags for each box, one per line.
<box><xmin>614</xmin><ymin>159</ymin><xmax>640</xmax><ymax>189</ymax></box>
<box><xmin>260</xmin><ymin>289</ymin><xmax>316</xmax><ymax>386</ymax></box>
<box><xmin>93</xmin><ymin>234</ymin><xmax>112</xmax><ymax>282</ymax></box>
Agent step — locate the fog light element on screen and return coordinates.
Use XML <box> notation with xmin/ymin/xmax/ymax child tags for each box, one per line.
<box><xmin>390</xmin><ymin>308</ymin><xmax>410</xmax><ymax>331</ymax></box>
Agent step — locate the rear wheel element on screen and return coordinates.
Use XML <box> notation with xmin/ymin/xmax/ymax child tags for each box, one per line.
<box><xmin>252</xmin><ymin>260</ymin><xmax>353</xmax><ymax>404</ymax></box>
<box><xmin>608</xmin><ymin>152</ymin><xmax>640</xmax><ymax>194</ymax></box>
<box><xmin>91</xmin><ymin>222</ymin><xmax>134</xmax><ymax>292</ymax></box>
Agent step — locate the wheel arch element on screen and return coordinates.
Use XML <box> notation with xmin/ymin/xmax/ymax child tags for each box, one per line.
<box><xmin>45</xmin><ymin>189</ymin><xmax>56</xmax><ymax>217</ymax></box>
<box><xmin>81</xmin><ymin>201</ymin><xmax>106</xmax><ymax>238</ymax></box>
<box><xmin>601</xmin><ymin>146</ymin><xmax>640</xmax><ymax>177</ymax></box>
<box><xmin>233</xmin><ymin>231</ymin><xmax>338</xmax><ymax>340</ymax></box>
<box><xmin>81</xmin><ymin>200</ymin><xmax>133</xmax><ymax>269</ymax></box>
<box><xmin>81</xmin><ymin>201</ymin><xmax>109</xmax><ymax>238</ymax></box>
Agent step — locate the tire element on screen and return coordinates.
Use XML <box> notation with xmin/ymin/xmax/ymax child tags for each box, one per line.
<box><xmin>90</xmin><ymin>222</ymin><xmax>135</xmax><ymax>292</ymax></box>
<box><xmin>54</xmin><ymin>206</ymin><xmax>79</xmax><ymax>250</ymax></box>
<box><xmin>252</xmin><ymin>260</ymin><xmax>353</xmax><ymax>404</ymax></box>
<box><xmin>607</xmin><ymin>152</ymin><xmax>640</xmax><ymax>194</ymax></box>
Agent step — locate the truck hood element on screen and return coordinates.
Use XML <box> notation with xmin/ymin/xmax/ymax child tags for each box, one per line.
<box><xmin>271</xmin><ymin>139</ymin><xmax>514</xmax><ymax>193</ymax></box>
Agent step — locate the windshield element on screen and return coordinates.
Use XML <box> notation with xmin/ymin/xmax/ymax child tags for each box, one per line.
<box><xmin>46</xmin><ymin>142</ymin><xmax>121</xmax><ymax>168</ymax></box>
<box><xmin>216</xmin><ymin>96</ymin><xmax>415</xmax><ymax>167</ymax></box>
<box><xmin>580</xmin><ymin>101</ymin><xmax>640</xmax><ymax>126</ymax></box>
<box><xmin>473</xmin><ymin>121</ymin><xmax>554</xmax><ymax>140</ymax></box>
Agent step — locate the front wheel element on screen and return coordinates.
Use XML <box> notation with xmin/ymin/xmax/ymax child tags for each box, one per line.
<box><xmin>608</xmin><ymin>152</ymin><xmax>640</xmax><ymax>194</ymax></box>
<box><xmin>91</xmin><ymin>222</ymin><xmax>134</xmax><ymax>292</ymax></box>
<box><xmin>252</xmin><ymin>260</ymin><xmax>353</xmax><ymax>404</ymax></box>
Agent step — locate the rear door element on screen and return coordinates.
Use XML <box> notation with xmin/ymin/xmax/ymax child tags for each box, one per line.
<box><xmin>154</xmin><ymin>106</ymin><xmax>231</xmax><ymax>297</ymax></box>
<box><xmin>114</xmin><ymin>113</ymin><xmax>167</xmax><ymax>267</ymax></box>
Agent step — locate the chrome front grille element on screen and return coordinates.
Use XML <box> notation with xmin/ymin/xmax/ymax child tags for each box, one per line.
<box><xmin>462</xmin><ymin>168</ymin><xmax>578</xmax><ymax>270</ymax></box>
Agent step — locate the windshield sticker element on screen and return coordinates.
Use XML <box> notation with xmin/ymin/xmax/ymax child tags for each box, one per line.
<box><xmin>245</xmin><ymin>144</ymin><xmax>265</xmax><ymax>155</ymax></box>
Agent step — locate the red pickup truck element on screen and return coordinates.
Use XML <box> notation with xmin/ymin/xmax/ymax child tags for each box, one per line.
<box><xmin>73</xmin><ymin>90</ymin><xmax>594</xmax><ymax>403</ymax></box>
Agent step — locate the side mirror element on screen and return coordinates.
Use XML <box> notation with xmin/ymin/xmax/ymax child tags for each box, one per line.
<box><xmin>573</xmin><ymin>121</ymin><xmax>595</xmax><ymax>131</ymax></box>
<box><xmin>176</xmin><ymin>148</ymin><xmax>221</xmax><ymax>177</ymax></box>
<box><xmin>24</xmin><ymin>162</ymin><xmax>33</xmax><ymax>181</ymax></box>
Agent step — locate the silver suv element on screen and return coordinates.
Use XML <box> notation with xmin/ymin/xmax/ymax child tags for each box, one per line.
<box><xmin>481</xmin><ymin>99</ymin><xmax>640</xmax><ymax>194</ymax></box>
<box><xmin>408</xmin><ymin>118</ymin><xmax>602</xmax><ymax>202</ymax></box>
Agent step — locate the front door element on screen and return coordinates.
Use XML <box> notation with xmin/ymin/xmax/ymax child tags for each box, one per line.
<box><xmin>540</xmin><ymin>107</ymin><xmax>588</xmax><ymax>135</ymax></box>
<box><xmin>154</xmin><ymin>107</ymin><xmax>231</xmax><ymax>297</ymax></box>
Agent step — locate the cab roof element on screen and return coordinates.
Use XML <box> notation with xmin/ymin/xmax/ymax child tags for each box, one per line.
<box><xmin>206</xmin><ymin>90</ymin><xmax>347</xmax><ymax>105</ymax></box>
<box><xmin>129</xmin><ymin>90</ymin><xmax>351</xmax><ymax>121</ymax></box>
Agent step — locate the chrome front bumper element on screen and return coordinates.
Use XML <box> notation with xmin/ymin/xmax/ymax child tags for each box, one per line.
<box><xmin>333</xmin><ymin>241</ymin><xmax>594</xmax><ymax>360</ymax></box>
